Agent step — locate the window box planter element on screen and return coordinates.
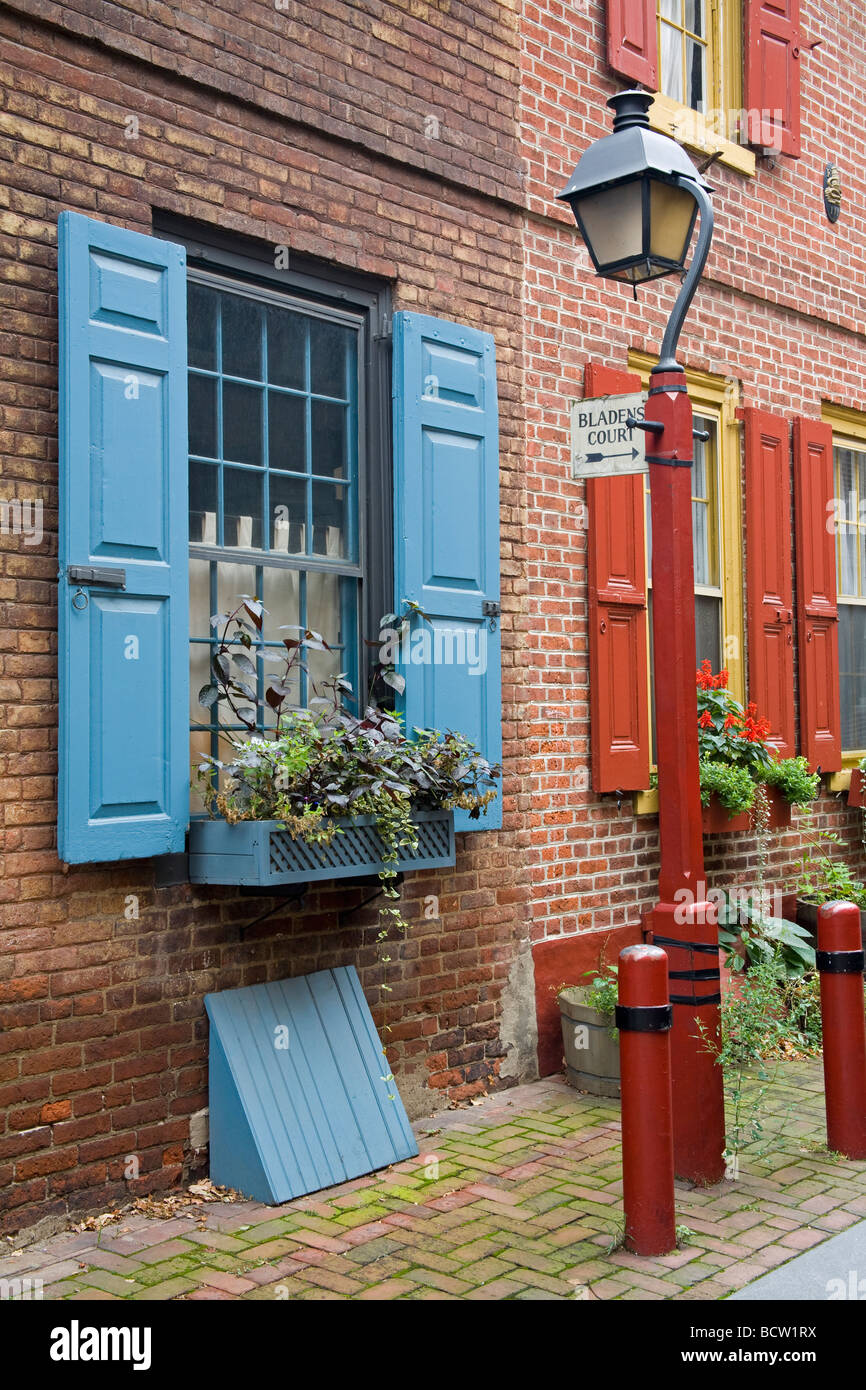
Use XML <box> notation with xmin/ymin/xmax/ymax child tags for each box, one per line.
<box><xmin>702</xmin><ymin>785</ymin><xmax>792</xmax><ymax>835</ymax></box>
<box><xmin>848</xmin><ymin>769</ymin><xmax>866</xmax><ymax>808</ymax></box>
<box><xmin>557</xmin><ymin>987</ymin><xmax>620</xmax><ymax>1098</ymax></box>
<box><xmin>189</xmin><ymin>809</ymin><xmax>455</xmax><ymax>887</ymax></box>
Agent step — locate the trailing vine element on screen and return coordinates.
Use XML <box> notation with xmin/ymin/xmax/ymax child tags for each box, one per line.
<box><xmin>194</xmin><ymin>597</ymin><xmax>501</xmax><ymax>1013</ymax></box>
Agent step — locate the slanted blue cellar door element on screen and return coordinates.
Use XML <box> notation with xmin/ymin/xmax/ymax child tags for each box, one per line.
<box><xmin>393</xmin><ymin>312</ymin><xmax>502</xmax><ymax>831</ymax></box>
<box><xmin>57</xmin><ymin>212</ymin><xmax>189</xmax><ymax>862</ymax></box>
<box><xmin>205</xmin><ymin>968</ymin><xmax>419</xmax><ymax>1204</ymax></box>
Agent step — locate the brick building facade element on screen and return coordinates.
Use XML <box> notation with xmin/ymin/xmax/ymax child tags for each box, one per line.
<box><xmin>1</xmin><ymin>0</ymin><xmax>865</xmax><ymax>1235</ymax></box>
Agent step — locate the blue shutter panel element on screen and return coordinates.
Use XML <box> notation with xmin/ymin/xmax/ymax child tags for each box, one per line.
<box><xmin>392</xmin><ymin>311</ymin><xmax>502</xmax><ymax>832</ymax></box>
<box><xmin>58</xmin><ymin>212</ymin><xmax>189</xmax><ymax>862</ymax></box>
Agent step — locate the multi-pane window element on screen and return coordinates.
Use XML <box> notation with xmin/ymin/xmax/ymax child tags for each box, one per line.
<box><xmin>834</xmin><ymin>443</ymin><xmax>866</xmax><ymax>752</ymax></box>
<box><xmin>187</xmin><ymin>271</ymin><xmax>363</xmax><ymax>787</ymax></box>
<box><xmin>646</xmin><ymin>413</ymin><xmax>723</xmax><ymax>665</ymax></box>
<box><xmin>658</xmin><ymin>0</ymin><xmax>711</xmax><ymax>113</ymax></box>
<box><xmin>646</xmin><ymin>414</ymin><xmax>722</xmax><ymax>751</ymax></box>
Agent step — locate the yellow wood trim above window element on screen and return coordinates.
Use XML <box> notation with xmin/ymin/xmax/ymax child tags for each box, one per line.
<box><xmin>821</xmin><ymin>402</ymin><xmax>866</xmax><ymax>442</ymax></box>
<box><xmin>634</xmin><ymin>788</ymin><xmax>659</xmax><ymax>815</ymax></box>
<box><xmin>649</xmin><ymin>94</ymin><xmax>755</xmax><ymax>179</ymax></box>
<box><xmin>828</xmin><ymin>769</ymin><xmax>853</xmax><ymax>790</ymax></box>
<box><xmin>628</xmin><ymin>353</ymin><xmax>745</xmax><ymax>705</ymax></box>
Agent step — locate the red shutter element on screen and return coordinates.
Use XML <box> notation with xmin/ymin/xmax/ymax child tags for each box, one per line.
<box><xmin>793</xmin><ymin>418</ymin><xmax>841</xmax><ymax>771</ymax></box>
<box><xmin>606</xmin><ymin>0</ymin><xmax>658</xmax><ymax>89</ymax></box>
<box><xmin>744</xmin><ymin>0</ymin><xmax>802</xmax><ymax>157</ymax></box>
<box><xmin>586</xmin><ymin>363</ymin><xmax>650</xmax><ymax>792</ymax></box>
<box><xmin>744</xmin><ymin>407</ymin><xmax>796</xmax><ymax>757</ymax></box>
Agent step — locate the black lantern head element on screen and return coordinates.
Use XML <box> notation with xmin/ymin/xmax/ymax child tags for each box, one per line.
<box><xmin>558</xmin><ymin>90</ymin><xmax>711</xmax><ymax>286</ymax></box>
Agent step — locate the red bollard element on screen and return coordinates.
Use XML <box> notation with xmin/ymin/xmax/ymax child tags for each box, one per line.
<box><xmin>817</xmin><ymin>902</ymin><xmax>866</xmax><ymax>1159</ymax></box>
<box><xmin>617</xmin><ymin>944</ymin><xmax>676</xmax><ymax>1255</ymax></box>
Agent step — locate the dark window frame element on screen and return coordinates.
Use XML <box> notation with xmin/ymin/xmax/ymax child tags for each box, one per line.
<box><xmin>154</xmin><ymin>213</ymin><xmax>393</xmax><ymax>714</ymax></box>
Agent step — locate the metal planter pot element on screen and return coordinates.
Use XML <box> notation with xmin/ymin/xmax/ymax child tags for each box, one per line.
<box><xmin>558</xmin><ymin>986</ymin><xmax>620</xmax><ymax>1098</ymax></box>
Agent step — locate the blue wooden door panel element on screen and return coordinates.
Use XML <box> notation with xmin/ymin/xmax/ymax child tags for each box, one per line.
<box><xmin>205</xmin><ymin>968</ymin><xmax>418</xmax><ymax>1205</ymax></box>
<box><xmin>58</xmin><ymin>211</ymin><xmax>189</xmax><ymax>862</ymax></box>
<box><xmin>393</xmin><ymin>311</ymin><xmax>502</xmax><ymax>832</ymax></box>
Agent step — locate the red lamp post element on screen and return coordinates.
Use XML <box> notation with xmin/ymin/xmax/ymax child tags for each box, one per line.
<box><xmin>558</xmin><ymin>90</ymin><xmax>726</xmax><ymax>1185</ymax></box>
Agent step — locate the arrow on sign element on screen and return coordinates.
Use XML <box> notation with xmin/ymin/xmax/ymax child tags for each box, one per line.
<box><xmin>581</xmin><ymin>446</ymin><xmax>641</xmax><ymax>465</ymax></box>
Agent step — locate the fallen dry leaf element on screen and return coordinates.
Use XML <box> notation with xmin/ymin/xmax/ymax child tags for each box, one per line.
<box><xmin>69</xmin><ymin>1179</ymin><xmax>241</xmax><ymax>1232</ymax></box>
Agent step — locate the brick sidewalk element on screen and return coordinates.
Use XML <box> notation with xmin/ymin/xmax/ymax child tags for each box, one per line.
<box><xmin>3</xmin><ymin>1059</ymin><xmax>865</xmax><ymax>1301</ymax></box>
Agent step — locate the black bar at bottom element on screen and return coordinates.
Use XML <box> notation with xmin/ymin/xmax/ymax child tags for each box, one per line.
<box><xmin>615</xmin><ymin>1003</ymin><xmax>673</xmax><ymax>1033</ymax></box>
<box><xmin>816</xmin><ymin>949</ymin><xmax>865</xmax><ymax>975</ymax></box>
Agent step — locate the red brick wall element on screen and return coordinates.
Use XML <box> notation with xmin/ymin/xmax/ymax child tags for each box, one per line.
<box><xmin>0</xmin><ymin>4</ymin><xmax>531</xmax><ymax>1235</ymax></box>
<box><xmin>3</xmin><ymin>0</ymin><xmax>866</xmax><ymax>1234</ymax></box>
<box><xmin>519</xmin><ymin>0</ymin><xmax>866</xmax><ymax>985</ymax></box>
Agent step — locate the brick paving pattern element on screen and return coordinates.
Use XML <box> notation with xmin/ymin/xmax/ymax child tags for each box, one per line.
<box><xmin>3</xmin><ymin>1060</ymin><xmax>865</xmax><ymax>1301</ymax></box>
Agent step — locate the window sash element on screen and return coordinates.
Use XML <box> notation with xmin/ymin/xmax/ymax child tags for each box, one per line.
<box><xmin>658</xmin><ymin>0</ymin><xmax>714</xmax><ymax>113</ymax></box>
<box><xmin>186</xmin><ymin>269</ymin><xmax>367</xmax><ymax>793</ymax></box>
<box><xmin>834</xmin><ymin>441</ymin><xmax>866</xmax><ymax>754</ymax></box>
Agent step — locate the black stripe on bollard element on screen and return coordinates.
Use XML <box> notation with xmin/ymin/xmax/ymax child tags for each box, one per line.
<box><xmin>652</xmin><ymin>935</ymin><xmax>719</xmax><ymax>955</ymax></box>
<box><xmin>668</xmin><ymin>968</ymin><xmax>721</xmax><ymax>981</ymax></box>
<box><xmin>615</xmin><ymin>1003</ymin><xmax>673</xmax><ymax>1033</ymax></box>
<box><xmin>816</xmin><ymin>949</ymin><xmax>866</xmax><ymax>975</ymax></box>
<box><xmin>669</xmin><ymin>992</ymin><xmax>722</xmax><ymax>1006</ymax></box>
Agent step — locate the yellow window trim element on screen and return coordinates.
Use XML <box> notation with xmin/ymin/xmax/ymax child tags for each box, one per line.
<box><xmin>821</xmin><ymin>401</ymin><xmax>866</xmax><ymax>766</ymax></box>
<box><xmin>827</xmin><ymin>770</ymin><xmax>853</xmax><ymax>791</ymax></box>
<box><xmin>628</xmin><ymin>352</ymin><xmax>744</xmax><ymax>702</ymax></box>
<box><xmin>821</xmin><ymin>402</ymin><xmax>866</xmax><ymax>442</ymax></box>
<box><xmin>627</xmin><ymin>354</ymin><xmax>744</xmax><ymax>808</ymax></box>
<box><xmin>634</xmin><ymin>788</ymin><xmax>660</xmax><ymax>815</ymax></box>
<box><xmin>649</xmin><ymin>95</ymin><xmax>755</xmax><ymax>178</ymax></box>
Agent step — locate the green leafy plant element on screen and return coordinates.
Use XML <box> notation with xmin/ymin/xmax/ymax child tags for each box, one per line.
<box><xmin>764</xmin><ymin>755</ymin><xmax>821</xmax><ymax>807</ymax></box>
<box><xmin>695</xmin><ymin>662</ymin><xmax>819</xmax><ymax>816</ymax></box>
<box><xmin>720</xmin><ymin>910</ymin><xmax>816</xmax><ymax>978</ymax></box>
<box><xmin>195</xmin><ymin>599</ymin><xmax>501</xmax><ymax>959</ymax></box>
<box><xmin>701</xmin><ymin>947</ymin><xmax>822</xmax><ymax>1172</ymax></box>
<box><xmin>697</xmin><ymin>950</ymin><xmax>800</xmax><ymax>1167</ymax></box>
<box><xmin>577</xmin><ymin>965</ymin><xmax>619</xmax><ymax>1020</ymax></box>
<box><xmin>698</xmin><ymin>758</ymin><xmax>756</xmax><ymax>814</ymax></box>
<box><xmin>793</xmin><ymin>816</ymin><xmax>866</xmax><ymax>909</ymax></box>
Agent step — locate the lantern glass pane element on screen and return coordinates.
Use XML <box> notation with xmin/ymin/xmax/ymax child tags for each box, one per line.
<box><xmin>648</xmin><ymin>179</ymin><xmax>696</xmax><ymax>267</ymax></box>
<box><xmin>575</xmin><ymin>181</ymin><xmax>644</xmax><ymax>272</ymax></box>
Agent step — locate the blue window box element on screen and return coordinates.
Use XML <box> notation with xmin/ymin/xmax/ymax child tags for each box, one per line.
<box><xmin>188</xmin><ymin>809</ymin><xmax>456</xmax><ymax>887</ymax></box>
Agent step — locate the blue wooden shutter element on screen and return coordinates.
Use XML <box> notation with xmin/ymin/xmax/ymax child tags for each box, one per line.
<box><xmin>58</xmin><ymin>212</ymin><xmax>189</xmax><ymax>862</ymax></box>
<box><xmin>392</xmin><ymin>311</ymin><xmax>502</xmax><ymax>833</ymax></box>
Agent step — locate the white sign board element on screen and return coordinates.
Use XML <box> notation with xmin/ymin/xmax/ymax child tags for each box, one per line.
<box><xmin>571</xmin><ymin>392</ymin><xmax>648</xmax><ymax>478</ymax></box>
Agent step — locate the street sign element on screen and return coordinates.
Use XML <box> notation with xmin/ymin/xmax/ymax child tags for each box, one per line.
<box><xmin>571</xmin><ymin>391</ymin><xmax>648</xmax><ymax>478</ymax></box>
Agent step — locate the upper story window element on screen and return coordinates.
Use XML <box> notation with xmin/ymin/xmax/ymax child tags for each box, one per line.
<box><xmin>658</xmin><ymin>0</ymin><xmax>711</xmax><ymax>114</ymax></box>
<box><xmin>833</xmin><ymin>439</ymin><xmax>866</xmax><ymax>754</ymax></box>
<box><xmin>649</xmin><ymin>0</ymin><xmax>753</xmax><ymax>175</ymax></box>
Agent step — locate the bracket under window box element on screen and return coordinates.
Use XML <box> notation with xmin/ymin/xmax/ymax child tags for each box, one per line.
<box><xmin>188</xmin><ymin>809</ymin><xmax>455</xmax><ymax>888</ymax></box>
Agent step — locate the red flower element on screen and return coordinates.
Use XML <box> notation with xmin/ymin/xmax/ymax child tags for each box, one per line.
<box><xmin>723</xmin><ymin>712</ymin><xmax>739</xmax><ymax>730</ymax></box>
<box><xmin>696</xmin><ymin>661</ymin><xmax>730</xmax><ymax>691</ymax></box>
<box><xmin>698</xmin><ymin>710</ymin><xmax>715</xmax><ymax>729</ymax></box>
<box><xmin>740</xmin><ymin>712</ymin><xmax>771</xmax><ymax>743</ymax></box>
<box><xmin>696</xmin><ymin>659</ymin><xmax>715</xmax><ymax>690</ymax></box>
